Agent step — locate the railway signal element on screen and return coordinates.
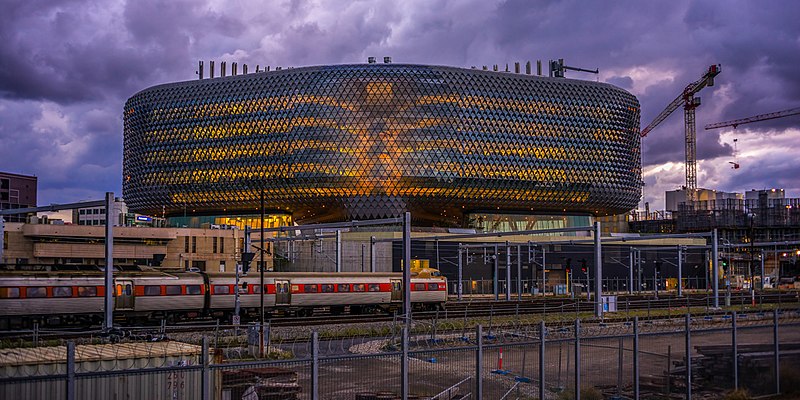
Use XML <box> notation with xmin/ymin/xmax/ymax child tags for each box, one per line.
<box><xmin>241</xmin><ymin>252</ymin><xmax>255</xmax><ymax>274</ymax></box>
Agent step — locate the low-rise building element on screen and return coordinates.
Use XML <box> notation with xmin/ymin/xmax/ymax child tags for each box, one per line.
<box><xmin>1</xmin><ymin>222</ymin><xmax>251</xmax><ymax>272</ymax></box>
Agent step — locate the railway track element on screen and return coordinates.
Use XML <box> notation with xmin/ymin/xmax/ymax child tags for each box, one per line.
<box><xmin>2</xmin><ymin>291</ymin><xmax>797</xmax><ymax>340</ymax></box>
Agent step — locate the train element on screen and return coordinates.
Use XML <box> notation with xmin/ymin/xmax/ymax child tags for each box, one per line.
<box><xmin>0</xmin><ymin>266</ymin><xmax>447</xmax><ymax>329</ymax></box>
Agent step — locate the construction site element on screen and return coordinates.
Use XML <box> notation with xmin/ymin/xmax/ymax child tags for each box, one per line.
<box><xmin>625</xmin><ymin>64</ymin><xmax>800</xmax><ymax>289</ymax></box>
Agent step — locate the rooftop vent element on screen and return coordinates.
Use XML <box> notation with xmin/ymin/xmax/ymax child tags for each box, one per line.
<box><xmin>368</xmin><ymin>57</ymin><xmax>376</xmax><ymax>64</ymax></box>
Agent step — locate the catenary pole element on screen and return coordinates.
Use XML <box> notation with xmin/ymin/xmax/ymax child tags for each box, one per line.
<box><xmin>594</xmin><ymin>222</ymin><xmax>603</xmax><ymax>317</ymax></box>
<box><xmin>712</xmin><ymin>228</ymin><xmax>719</xmax><ymax>308</ymax></box>
<box><xmin>104</xmin><ymin>192</ymin><xmax>114</xmax><ymax>331</ymax></box>
<box><xmin>403</xmin><ymin>212</ymin><xmax>412</xmax><ymax>332</ymax></box>
<box><xmin>260</xmin><ymin>191</ymin><xmax>265</xmax><ymax>356</ymax></box>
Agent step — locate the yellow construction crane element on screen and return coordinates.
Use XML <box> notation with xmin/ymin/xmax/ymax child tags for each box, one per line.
<box><xmin>640</xmin><ymin>64</ymin><xmax>722</xmax><ymax>201</ymax></box>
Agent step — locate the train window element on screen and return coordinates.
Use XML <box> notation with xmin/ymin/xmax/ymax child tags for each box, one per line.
<box><xmin>428</xmin><ymin>283</ymin><xmax>439</xmax><ymax>291</ymax></box>
<box><xmin>144</xmin><ymin>286</ymin><xmax>162</xmax><ymax>296</ymax></box>
<box><xmin>353</xmin><ymin>284</ymin><xmax>366</xmax><ymax>292</ymax></box>
<box><xmin>186</xmin><ymin>285</ymin><xmax>202</xmax><ymax>295</ymax></box>
<box><xmin>368</xmin><ymin>284</ymin><xmax>381</xmax><ymax>292</ymax></box>
<box><xmin>26</xmin><ymin>287</ymin><xmax>47</xmax><ymax>298</ymax></box>
<box><xmin>304</xmin><ymin>284</ymin><xmax>318</xmax><ymax>293</ymax></box>
<box><xmin>337</xmin><ymin>284</ymin><xmax>350</xmax><ymax>292</ymax></box>
<box><xmin>238</xmin><ymin>282</ymin><xmax>248</xmax><ymax>294</ymax></box>
<box><xmin>165</xmin><ymin>285</ymin><xmax>182</xmax><ymax>295</ymax></box>
<box><xmin>321</xmin><ymin>284</ymin><xmax>334</xmax><ymax>293</ymax></box>
<box><xmin>52</xmin><ymin>287</ymin><xmax>73</xmax><ymax>298</ymax></box>
<box><xmin>213</xmin><ymin>285</ymin><xmax>230</xmax><ymax>295</ymax></box>
<box><xmin>251</xmin><ymin>284</ymin><xmax>261</xmax><ymax>294</ymax></box>
<box><xmin>78</xmin><ymin>286</ymin><xmax>97</xmax><ymax>297</ymax></box>
<box><xmin>0</xmin><ymin>287</ymin><xmax>20</xmax><ymax>298</ymax></box>
<box><xmin>414</xmin><ymin>283</ymin><xmax>427</xmax><ymax>291</ymax></box>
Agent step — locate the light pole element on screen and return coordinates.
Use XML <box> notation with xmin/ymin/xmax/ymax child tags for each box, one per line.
<box><xmin>748</xmin><ymin>212</ymin><xmax>757</xmax><ymax>294</ymax></box>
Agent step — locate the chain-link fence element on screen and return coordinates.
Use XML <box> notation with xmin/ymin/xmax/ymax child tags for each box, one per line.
<box><xmin>2</xmin><ymin>308</ymin><xmax>799</xmax><ymax>399</ymax></box>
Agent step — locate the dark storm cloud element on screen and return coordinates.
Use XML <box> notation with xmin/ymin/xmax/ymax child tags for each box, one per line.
<box><xmin>0</xmin><ymin>0</ymin><xmax>798</xmax><ymax>208</ymax></box>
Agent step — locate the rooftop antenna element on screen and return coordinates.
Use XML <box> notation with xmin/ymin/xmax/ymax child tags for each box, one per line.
<box><xmin>548</xmin><ymin>58</ymin><xmax>599</xmax><ymax>78</ymax></box>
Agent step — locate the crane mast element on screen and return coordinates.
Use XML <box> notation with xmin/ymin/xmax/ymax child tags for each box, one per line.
<box><xmin>705</xmin><ymin>106</ymin><xmax>800</xmax><ymax>130</ymax></box>
<box><xmin>640</xmin><ymin>64</ymin><xmax>721</xmax><ymax>201</ymax></box>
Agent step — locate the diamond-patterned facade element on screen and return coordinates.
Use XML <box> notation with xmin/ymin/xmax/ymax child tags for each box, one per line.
<box><xmin>123</xmin><ymin>64</ymin><xmax>641</xmax><ymax>224</ymax></box>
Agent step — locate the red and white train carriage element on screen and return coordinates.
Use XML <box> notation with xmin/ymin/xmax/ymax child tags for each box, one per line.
<box><xmin>0</xmin><ymin>267</ymin><xmax>447</xmax><ymax>328</ymax></box>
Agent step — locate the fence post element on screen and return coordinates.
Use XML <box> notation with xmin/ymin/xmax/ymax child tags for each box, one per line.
<box><xmin>575</xmin><ymin>319</ymin><xmax>581</xmax><ymax>400</ymax></box>
<box><xmin>264</xmin><ymin>321</ymin><xmax>271</xmax><ymax>353</ymax></box>
<box><xmin>476</xmin><ymin>325</ymin><xmax>483</xmax><ymax>400</ymax></box>
<box><xmin>402</xmin><ymin>327</ymin><xmax>409</xmax><ymax>400</ymax></box>
<box><xmin>617</xmin><ymin>337</ymin><xmax>623</xmax><ymax>398</ymax></box>
<box><xmin>774</xmin><ymin>310</ymin><xmax>780</xmax><ymax>394</ymax></box>
<box><xmin>458</xmin><ymin>244</ymin><xmax>463</xmax><ymax>300</ymax></box>
<box><xmin>685</xmin><ymin>314</ymin><xmax>692</xmax><ymax>400</ymax></box>
<box><xmin>633</xmin><ymin>316</ymin><xmax>639</xmax><ymax>400</ymax></box>
<box><xmin>312</xmin><ymin>331</ymin><xmax>319</xmax><ymax>400</ymax></box>
<box><xmin>66</xmin><ymin>341</ymin><xmax>75</xmax><ymax>400</ymax></box>
<box><xmin>540</xmin><ymin>320</ymin><xmax>546</xmax><ymax>400</ymax></box>
<box><xmin>732</xmin><ymin>311</ymin><xmax>738</xmax><ymax>390</ymax></box>
<box><xmin>201</xmin><ymin>336</ymin><xmax>210</xmax><ymax>400</ymax></box>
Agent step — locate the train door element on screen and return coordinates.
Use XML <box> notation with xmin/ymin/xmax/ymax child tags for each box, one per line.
<box><xmin>390</xmin><ymin>279</ymin><xmax>402</xmax><ymax>302</ymax></box>
<box><xmin>275</xmin><ymin>280</ymin><xmax>291</xmax><ymax>305</ymax></box>
<box><xmin>115</xmin><ymin>280</ymin><xmax>134</xmax><ymax>310</ymax></box>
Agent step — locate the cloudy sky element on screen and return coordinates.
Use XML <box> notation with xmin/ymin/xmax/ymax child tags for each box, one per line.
<box><xmin>1</xmin><ymin>0</ymin><xmax>799</xmax><ymax>215</ymax></box>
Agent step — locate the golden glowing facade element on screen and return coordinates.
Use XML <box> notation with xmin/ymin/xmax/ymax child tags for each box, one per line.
<box><xmin>123</xmin><ymin>64</ymin><xmax>641</xmax><ymax>224</ymax></box>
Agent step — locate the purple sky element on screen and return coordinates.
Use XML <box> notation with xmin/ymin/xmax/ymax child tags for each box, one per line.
<box><xmin>1</xmin><ymin>0</ymin><xmax>799</xmax><ymax>214</ymax></box>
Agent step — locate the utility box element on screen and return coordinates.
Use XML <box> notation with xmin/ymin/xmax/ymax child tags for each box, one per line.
<box><xmin>554</xmin><ymin>284</ymin><xmax>568</xmax><ymax>295</ymax></box>
<box><xmin>601</xmin><ymin>295</ymin><xmax>618</xmax><ymax>312</ymax></box>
